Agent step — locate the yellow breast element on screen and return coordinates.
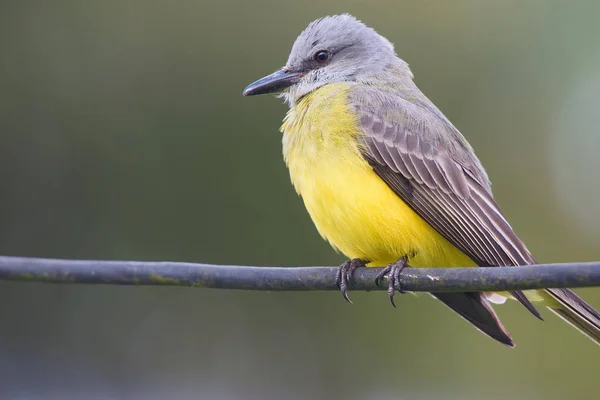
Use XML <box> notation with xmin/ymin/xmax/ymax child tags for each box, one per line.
<box><xmin>281</xmin><ymin>83</ymin><xmax>473</xmax><ymax>268</ymax></box>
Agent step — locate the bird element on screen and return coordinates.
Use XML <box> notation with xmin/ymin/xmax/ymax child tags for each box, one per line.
<box><xmin>242</xmin><ymin>14</ymin><xmax>600</xmax><ymax>347</ymax></box>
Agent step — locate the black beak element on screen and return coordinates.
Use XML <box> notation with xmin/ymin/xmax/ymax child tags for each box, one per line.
<box><xmin>243</xmin><ymin>69</ymin><xmax>304</xmax><ymax>96</ymax></box>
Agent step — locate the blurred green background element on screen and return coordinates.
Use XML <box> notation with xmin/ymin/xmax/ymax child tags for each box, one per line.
<box><xmin>1</xmin><ymin>1</ymin><xmax>600</xmax><ymax>399</ymax></box>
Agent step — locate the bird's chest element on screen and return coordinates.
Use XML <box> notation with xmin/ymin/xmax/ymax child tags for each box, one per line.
<box><xmin>282</xmin><ymin>85</ymin><xmax>369</xmax><ymax>217</ymax></box>
<box><xmin>280</xmin><ymin>86</ymin><xmax>422</xmax><ymax>262</ymax></box>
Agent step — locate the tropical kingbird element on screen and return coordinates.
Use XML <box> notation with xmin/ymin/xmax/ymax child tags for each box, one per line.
<box><xmin>243</xmin><ymin>14</ymin><xmax>600</xmax><ymax>346</ymax></box>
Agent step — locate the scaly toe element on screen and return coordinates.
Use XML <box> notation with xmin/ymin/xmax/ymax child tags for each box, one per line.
<box><xmin>375</xmin><ymin>265</ymin><xmax>391</xmax><ymax>288</ymax></box>
<box><xmin>336</xmin><ymin>258</ymin><xmax>366</xmax><ymax>303</ymax></box>
<box><xmin>379</xmin><ymin>255</ymin><xmax>410</xmax><ymax>307</ymax></box>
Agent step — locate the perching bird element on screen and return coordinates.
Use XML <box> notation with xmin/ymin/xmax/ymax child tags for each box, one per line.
<box><xmin>243</xmin><ymin>14</ymin><xmax>600</xmax><ymax>346</ymax></box>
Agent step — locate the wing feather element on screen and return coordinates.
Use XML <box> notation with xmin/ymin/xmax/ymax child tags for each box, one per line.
<box><xmin>353</xmin><ymin>94</ymin><xmax>541</xmax><ymax>320</ymax></box>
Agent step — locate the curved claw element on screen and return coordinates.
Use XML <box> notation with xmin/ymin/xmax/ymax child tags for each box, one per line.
<box><xmin>374</xmin><ymin>256</ymin><xmax>410</xmax><ymax>308</ymax></box>
<box><xmin>336</xmin><ymin>258</ymin><xmax>366</xmax><ymax>303</ymax></box>
<box><xmin>374</xmin><ymin>267</ymin><xmax>388</xmax><ymax>288</ymax></box>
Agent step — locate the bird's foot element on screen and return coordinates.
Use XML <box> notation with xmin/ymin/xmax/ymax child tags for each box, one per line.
<box><xmin>335</xmin><ymin>258</ymin><xmax>367</xmax><ymax>303</ymax></box>
<box><xmin>375</xmin><ymin>255</ymin><xmax>410</xmax><ymax>308</ymax></box>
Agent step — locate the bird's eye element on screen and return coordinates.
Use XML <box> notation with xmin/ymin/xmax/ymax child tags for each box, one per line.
<box><xmin>314</xmin><ymin>50</ymin><xmax>331</xmax><ymax>63</ymax></box>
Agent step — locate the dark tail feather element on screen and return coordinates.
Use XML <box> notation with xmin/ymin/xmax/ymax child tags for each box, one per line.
<box><xmin>509</xmin><ymin>290</ymin><xmax>543</xmax><ymax>320</ymax></box>
<box><xmin>545</xmin><ymin>288</ymin><xmax>600</xmax><ymax>345</ymax></box>
<box><xmin>432</xmin><ymin>292</ymin><xmax>514</xmax><ymax>347</ymax></box>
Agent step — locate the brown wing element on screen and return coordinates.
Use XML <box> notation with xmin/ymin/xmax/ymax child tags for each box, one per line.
<box><xmin>352</xmin><ymin>95</ymin><xmax>542</xmax><ymax>321</ymax></box>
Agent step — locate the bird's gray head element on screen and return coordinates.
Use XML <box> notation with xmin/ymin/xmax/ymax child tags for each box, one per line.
<box><xmin>243</xmin><ymin>14</ymin><xmax>412</xmax><ymax>105</ymax></box>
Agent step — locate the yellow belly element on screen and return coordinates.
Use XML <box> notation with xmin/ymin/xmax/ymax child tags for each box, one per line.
<box><xmin>281</xmin><ymin>83</ymin><xmax>474</xmax><ymax>268</ymax></box>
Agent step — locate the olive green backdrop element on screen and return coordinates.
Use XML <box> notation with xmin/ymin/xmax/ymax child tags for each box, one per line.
<box><xmin>1</xmin><ymin>1</ymin><xmax>599</xmax><ymax>399</ymax></box>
